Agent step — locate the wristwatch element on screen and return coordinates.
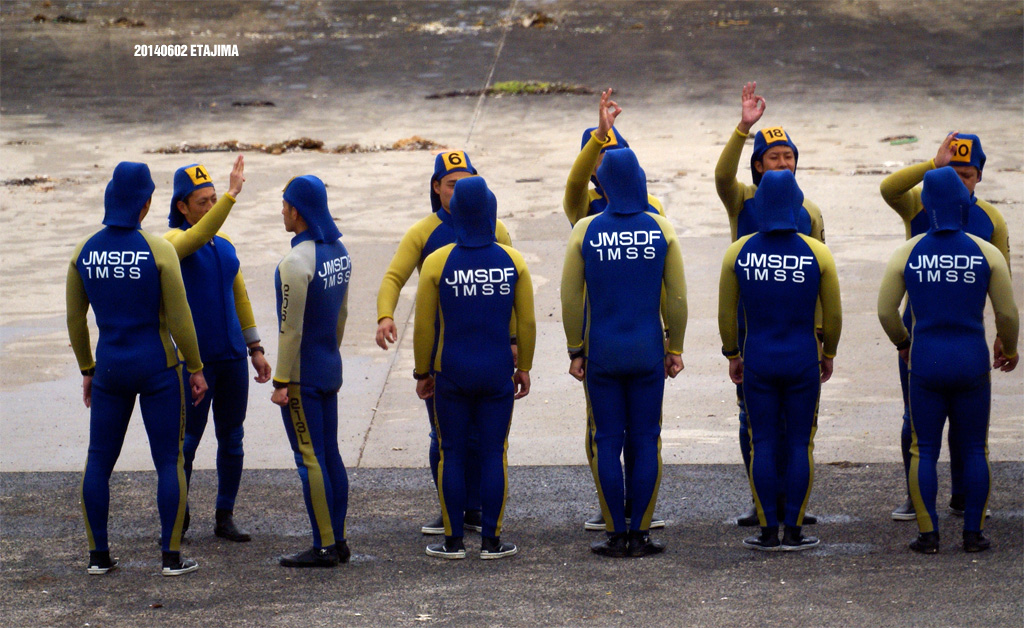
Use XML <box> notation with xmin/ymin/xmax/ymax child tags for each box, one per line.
<box><xmin>413</xmin><ymin>370</ymin><xmax>431</xmax><ymax>381</ymax></box>
<box><xmin>248</xmin><ymin>345</ymin><xmax>265</xmax><ymax>357</ymax></box>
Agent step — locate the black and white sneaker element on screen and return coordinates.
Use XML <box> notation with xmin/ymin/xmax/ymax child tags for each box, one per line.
<box><xmin>948</xmin><ymin>495</ymin><xmax>991</xmax><ymax>518</ymax></box>
<box><xmin>87</xmin><ymin>551</ymin><xmax>117</xmax><ymax>575</ymax></box>
<box><xmin>892</xmin><ymin>497</ymin><xmax>917</xmax><ymax>521</ymax></box>
<box><xmin>742</xmin><ymin>526</ymin><xmax>780</xmax><ymax>551</ymax></box>
<box><xmin>463</xmin><ymin>510</ymin><xmax>483</xmax><ymax>533</ymax></box>
<box><xmin>426</xmin><ymin>536</ymin><xmax>466</xmax><ymax>560</ymax></box>
<box><xmin>480</xmin><ymin>536</ymin><xmax>518</xmax><ymax>559</ymax></box>
<box><xmin>421</xmin><ymin>514</ymin><xmax>445</xmax><ymax>535</ymax></box>
<box><xmin>624</xmin><ymin>515</ymin><xmax>666</xmax><ymax>529</ymax></box>
<box><xmin>781</xmin><ymin>526</ymin><xmax>820</xmax><ymax>551</ymax></box>
<box><xmin>279</xmin><ymin>545</ymin><xmax>340</xmax><ymax>568</ymax></box>
<box><xmin>161</xmin><ymin>552</ymin><xmax>199</xmax><ymax>576</ymax></box>
<box><xmin>584</xmin><ymin>512</ymin><xmax>606</xmax><ymax>531</ymax></box>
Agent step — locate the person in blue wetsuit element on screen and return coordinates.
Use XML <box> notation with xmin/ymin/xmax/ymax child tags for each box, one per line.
<box><xmin>563</xmin><ymin>89</ymin><xmax>668</xmax><ymax>533</ymax></box>
<box><xmin>878</xmin><ymin>167</ymin><xmax>1018</xmax><ymax>554</ymax></box>
<box><xmin>271</xmin><ymin>175</ymin><xmax>352</xmax><ymax>568</ymax></box>
<box><xmin>66</xmin><ymin>161</ymin><xmax>208</xmax><ymax>576</ymax></box>
<box><xmin>718</xmin><ymin>170</ymin><xmax>842</xmax><ymax>552</ymax></box>
<box><xmin>879</xmin><ymin>133</ymin><xmax>1011</xmax><ymax>521</ymax></box>
<box><xmin>562</xmin><ymin>147</ymin><xmax>687</xmax><ymax>558</ymax></box>
<box><xmin>413</xmin><ymin>176</ymin><xmax>536</xmax><ymax>560</ymax></box>
<box><xmin>164</xmin><ymin>156</ymin><xmax>271</xmax><ymax>542</ymax></box>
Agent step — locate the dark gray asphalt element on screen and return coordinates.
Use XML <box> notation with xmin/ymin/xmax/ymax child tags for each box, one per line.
<box><xmin>2</xmin><ymin>463</ymin><xmax>1021</xmax><ymax>627</ymax></box>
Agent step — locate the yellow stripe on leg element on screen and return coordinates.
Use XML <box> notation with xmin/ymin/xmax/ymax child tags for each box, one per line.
<box><xmin>289</xmin><ymin>384</ymin><xmax>335</xmax><ymax>547</ymax></box>
<box><xmin>583</xmin><ymin>377</ymin><xmax>614</xmax><ymax>532</ymax></box>
<box><xmin>170</xmin><ymin>366</ymin><xmax>187</xmax><ymax>552</ymax></box>
<box><xmin>433</xmin><ymin>396</ymin><xmax>452</xmax><ymax>537</ymax></box>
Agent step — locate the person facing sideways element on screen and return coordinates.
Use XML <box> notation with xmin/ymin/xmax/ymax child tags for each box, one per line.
<box><xmin>412</xmin><ymin>176</ymin><xmax>536</xmax><ymax>560</ymax></box>
<box><xmin>164</xmin><ymin>155</ymin><xmax>271</xmax><ymax>543</ymax></box>
<box><xmin>878</xmin><ymin>167</ymin><xmax>1018</xmax><ymax>554</ymax></box>
<box><xmin>66</xmin><ymin>161</ymin><xmax>208</xmax><ymax>577</ymax></box>
<box><xmin>561</xmin><ymin>147</ymin><xmax>687</xmax><ymax>558</ymax></box>
<box><xmin>714</xmin><ymin>81</ymin><xmax>825</xmax><ymax>528</ymax></box>
<box><xmin>375</xmin><ymin>151</ymin><xmax>515</xmax><ymax>536</ymax></box>
<box><xmin>270</xmin><ymin>175</ymin><xmax>352</xmax><ymax>568</ymax></box>
<box><xmin>879</xmin><ymin>132</ymin><xmax>1011</xmax><ymax>522</ymax></box>
<box><xmin>563</xmin><ymin>88</ymin><xmax>668</xmax><ymax>534</ymax></box>
<box><xmin>718</xmin><ymin>170</ymin><xmax>842</xmax><ymax>552</ymax></box>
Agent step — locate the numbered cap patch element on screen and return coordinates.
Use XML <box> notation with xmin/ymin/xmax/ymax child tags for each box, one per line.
<box><xmin>760</xmin><ymin>126</ymin><xmax>789</xmax><ymax>144</ymax></box>
<box><xmin>186</xmin><ymin>164</ymin><xmax>211</xmax><ymax>186</ymax></box>
<box><xmin>442</xmin><ymin>151</ymin><xmax>468</xmax><ymax>172</ymax></box>
<box><xmin>949</xmin><ymin>137</ymin><xmax>974</xmax><ymax>165</ymax></box>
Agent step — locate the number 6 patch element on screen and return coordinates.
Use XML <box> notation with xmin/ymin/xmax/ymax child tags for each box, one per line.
<box><xmin>442</xmin><ymin>151</ymin><xmax>468</xmax><ymax>171</ymax></box>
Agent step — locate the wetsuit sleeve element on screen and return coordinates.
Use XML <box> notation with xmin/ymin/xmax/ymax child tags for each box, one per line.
<box><xmin>232</xmin><ymin>270</ymin><xmax>260</xmax><ymax>344</ymax></box>
<box><xmin>880</xmin><ymin>160</ymin><xmax>930</xmax><ymax>231</ymax></box>
<box><xmin>804</xmin><ymin>237</ymin><xmax>842</xmax><ymax>358</ymax></box>
<box><xmin>717</xmin><ymin>239</ymin><xmax>745</xmax><ymax>358</ymax></box>
<box><xmin>976</xmin><ymin>199</ymin><xmax>1011</xmax><ymax>269</ymax></box>
<box><xmin>653</xmin><ymin>215</ymin><xmax>687</xmax><ymax>354</ymax></box>
<box><xmin>336</xmin><ymin>287</ymin><xmax>349</xmax><ymax>348</ymax></box>
<box><xmin>561</xmin><ymin>217</ymin><xmax>592</xmax><ymax>352</ymax></box>
<box><xmin>714</xmin><ymin>127</ymin><xmax>753</xmax><ymax>220</ymax></box>
<box><xmin>496</xmin><ymin>219</ymin><xmax>518</xmax><ymax>339</ymax></box>
<box><xmin>145</xmin><ymin>232</ymin><xmax>203</xmax><ymax>373</ymax></box>
<box><xmin>413</xmin><ymin>248</ymin><xmax>447</xmax><ymax>375</ymax></box>
<box><xmin>377</xmin><ymin>216</ymin><xmax>432</xmax><ymax>322</ymax></box>
<box><xmin>163</xmin><ymin>193</ymin><xmax>236</xmax><ymax>259</ymax></box>
<box><xmin>502</xmin><ymin>246</ymin><xmax>536</xmax><ymax>371</ymax></box>
<box><xmin>65</xmin><ymin>238</ymin><xmax>95</xmax><ymax>372</ymax></box>
<box><xmin>564</xmin><ymin>133</ymin><xmax>609</xmax><ymax>226</ymax></box>
<box><xmin>970</xmin><ymin>235</ymin><xmax>1019</xmax><ymax>359</ymax></box>
<box><xmin>649</xmin><ymin>195</ymin><xmax>666</xmax><ymax>217</ymax></box>
<box><xmin>877</xmin><ymin>238</ymin><xmax>919</xmax><ymax>347</ymax></box>
<box><xmin>273</xmin><ymin>245</ymin><xmax>314</xmax><ymax>385</ymax></box>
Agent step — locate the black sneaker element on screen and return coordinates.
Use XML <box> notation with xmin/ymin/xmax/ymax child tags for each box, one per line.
<box><xmin>590</xmin><ymin>533</ymin><xmax>628</xmax><ymax>558</ymax></box>
<box><xmin>963</xmin><ymin>531</ymin><xmax>991</xmax><ymax>553</ymax></box>
<box><xmin>584</xmin><ymin>512</ymin><xmax>606</xmax><ymax>531</ymax></box>
<box><xmin>421</xmin><ymin>514</ymin><xmax>445</xmax><ymax>535</ymax></box>
<box><xmin>87</xmin><ymin>550</ymin><xmax>117</xmax><ymax>575</ymax></box>
<box><xmin>736</xmin><ymin>504</ymin><xmax>759</xmax><ymax>527</ymax></box>
<box><xmin>802</xmin><ymin>513</ymin><xmax>818</xmax><ymax>525</ymax></box>
<box><xmin>463</xmin><ymin>510</ymin><xmax>483</xmax><ymax>533</ymax></box>
<box><xmin>161</xmin><ymin>551</ymin><xmax>199</xmax><ymax>576</ymax></box>
<box><xmin>426</xmin><ymin>536</ymin><xmax>466</xmax><ymax>559</ymax></box>
<box><xmin>480</xmin><ymin>536</ymin><xmax>518</xmax><ymax>559</ymax></box>
<box><xmin>214</xmin><ymin>509</ymin><xmax>252</xmax><ymax>543</ymax></box>
<box><xmin>909</xmin><ymin>531</ymin><xmax>940</xmax><ymax>554</ymax></box>
<box><xmin>279</xmin><ymin>545</ymin><xmax>340</xmax><ymax>568</ymax></box>
<box><xmin>627</xmin><ymin>531</ymin><xmax>665</xmax><ymax>557</ymax></box>
<box><xmin>336</xmin><ymin>540</ymin><xmax>352</xmax><ymax>563</ymax></box>
<box><xmin>781</xmin><ymin>526</ymin><xmax>820</xmax><ymax>551</ymax></box>
<box><xmin>742</xmin><ymin>526</ymin><xmax>780</xmax><ymax>551</ymax></box>
<box><xmin>892</xmin><ymin>497</ymin><xmax>916</xmax><ymax>521</ymax></box>
<box><xmin>949</xmin><ymin>495</ymin><xmax>991</xmax><ymax>518</ymax></box>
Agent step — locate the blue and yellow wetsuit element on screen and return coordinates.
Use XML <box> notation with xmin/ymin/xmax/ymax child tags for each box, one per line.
<box><xmin>879</xmin><ymin>138</ymin><xmax>1010</xmax><ymax>503</ymax></box>
<box><xmin>715</xmin><ymin>125</ymin><xmax>826</xmax><ymax>504</ymax></box>
<box><xmin>66</xmin><ymin>162</ymin><xmax>202</xmax><ymax>556</ymax></box>
<box><xmin>413</xmin><ymin>176</ymin><xmax>536</xmax><ymax>540</ymax></box>
<box><xmin>164</xmin><ymin>164</ymin><xmax>260</xmax><ymax>517</ymax></box>
<box><xmin>273</xmin><ymin>176</ymin><xmax>351</xmax><ymax>551</ymax></box>
<box><xmin>718</xmin><ymin>170</ymin><xmax>842</xmax><ymax>530</ymax></box>
<box><xmin>376</xmin><ymin>151</ymin><xmax>513</xmax><ymax>518</ymax></box>
<box><xmin>561</xmin><ymin>148</ymin><xmax>687</xmax><ymax>535</ymax></box>
<box><xmin>878</xmin><ymin>167</ymin><xmax>1018</xmax><ymax>538</ymax></box>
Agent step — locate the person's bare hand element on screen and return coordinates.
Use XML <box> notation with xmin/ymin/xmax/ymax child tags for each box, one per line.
<box><xmin>738</xmin><ymin>81</ymin><xmax>766</xmax><ymax>135</ymax></box>
<box><xmin>728</xmin><ymin>357</ymin><xmax>744</xmax><ymax>385</ymax></box>
<box><xmin>190</xmin><ymin>371</ymin><xmax>208</xmax><ymax>406</ymax></box>
<box><xmin>569</xmin><ymin>356</ymin><xmax>586</xmax><ymax>381</ymax></box>
<box><xmin>251</xmin><ymin>351</ymin><xmax>272</xmax><ymax>383</ymax></box>
<box><xmin>376</xmin><ymin>318</ymin><xmax>398</xmax><ymax>350</ymax></box>
<box><xmin>596</xmin><ymin>88</ymin><xmax>622</xmax><ymax>143</ymax></box>
<box><xmin>665</xmin><ymin>354</ymin><xmax>684</xmax><ymax>379</ymax></box>
<box><xmin>819</xmin><ymin>357</ymin><xmax>834</xmax><ymax>383</ymax></box>
<box><xmin>993</xmin><ymin>337</ymin><xmax>1019</xmax><ymax>372</ymax></box>
<box><xmin>271</xmin><ymin>386</ymin><xmax>289</xmax><ymax>407</ymax></box>
<box><xmin>933</xmin><ymin>132</ymin><xmax>959</xmax><ymax>169</ymax></box>
<box><xmin>416</xmin><ymin>376</ymin><xmax>435</xmax><ymax>400</ymax></box>
<box><xmin>82</xmin><ymin>375</ymin><xmax>93</xmax><ymax>408</ymax></box>
<box><xmin>513</xmin><ymin>370</ymin><xmax>531</xmax><ymax>399</ymax></box>
<box><xmin>227</xmin><ymin>154</ymin><xmax>245</xmax><ymax>197</ymax></box>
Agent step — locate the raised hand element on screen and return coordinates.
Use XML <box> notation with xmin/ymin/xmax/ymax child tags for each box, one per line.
<box><xmin>596</xmin><ymin>88</ymin><xmax>622</xmax><ymax>143</ymax></box>
<box><xmin>227</xmin><ymin>154</ymin><xmax>245</xmax><ymax>197</ymax></box>
<box><xmin>933</xmin><ymin>132</ymin><xmax>959</xmax><ymax>169</ymax></box>
<box><xmin>738</xmin><ymin>81</ymin><xmax>766</xmax><ymax>135</ymax></box>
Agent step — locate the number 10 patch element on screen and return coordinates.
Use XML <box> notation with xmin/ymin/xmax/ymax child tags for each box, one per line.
<box><xmin>950</xmin><ymin>138</ymin><xmax>973</xmax><ymax>163</ymax></box>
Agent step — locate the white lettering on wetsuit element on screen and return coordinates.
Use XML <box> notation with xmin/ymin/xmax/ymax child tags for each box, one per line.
<box><xmin>318</xmin><ymin>254</ymin><xmax>351</xmax><ymax>289</ymax></box>
<box><xmin>588</xmin><ymin>230</ymin><xmax>661</xmax><ymax>262</ymax></box>
<box><xmin>444</xmin><ymin>267</ymin><xmax>515</xmax><ymax>297</ymax></box>
<box><xmin>908</xmin><ymin>254</ymin><xmax>982</xmax><ymax>284</ymax></box>
<box><xmin>737</xmin><ymin>252</ymin><xmax>813</xmax><ymax>283</ymax></box>
<box><xmin>81</xmin><ymin>249</ymin><xmax>151</xmax><ymax>280</ymax></box>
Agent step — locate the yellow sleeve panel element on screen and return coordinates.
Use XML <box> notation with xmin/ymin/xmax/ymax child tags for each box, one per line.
<box><xmin>975</xmin><ymin>199</ymin><xmax>1011</xmax><ymax>269</ymax></box>
<box><xmin>564</xmin><ymin>133</ymin><xmax>610</xmax><ymax>226</ymax></box>
<box><xmin>877</xmin><ymin>237</ymin><xmax>921</xmax><ymax>347</ymax></box>
<box><xmin>162</xmin><ymin>192</ymin><xmax>236</xmax><ymax>259</ymax></box>
<box><xmin>804</xmin><ymin>198</ymin><xmax>826</xmax><ymax>243</ymax></box>
<box><xmin>376</xmin><ymin>213</ymin><xmax>442</xmax><ymax>322</ymax></box>
<box><xmin>717</xmin><ymin>237</ymin><xmax>749</xmax><ymax>358</ymax></box>
<box><xmin>231</xmin><ymin>270</ymin><xmax>259</xmax><ymax>338</ymax></box>
<box><xmin>714</xmin><ymin>128</ymin><xmax>756</xmax><ymax>226</ymax></box>
<box><xmin>649</xmin><ymin>195</ymin><xmax>666</xmax><ymax>217</ymax></box>
<box><xmin>560</xmin><ymin>216</ymin><xmax>594</xmax><ymax>351</ymax></box>
<box><xmin>650</xmin><ymin>214</ymin><xmax>687</xmax><ymax>354</ymax></box>
<box><xmin>273</xmin><ymin>242</ymin><xmax>315</xmax><ymax>384</ymax></box>
<box><xmin>800</xmin><ymin>235</ymin><xmax>842</xmax><ymax>358</ymax></box>
<box><xmin>880</xmin><ymin>160</ymin><xmax>932</xmax><ymax>239</ymax></box>
<box><xmin>337</xmin><ymin>286</ymin><xmax>349</xmax><ymax>349</ymax></box>
<box><xmin>141</xmin><ymin>231</ymin><xmax>203</xmax><ymax>373</ymax></box>
<box><xmin>413</xmin><ymin>244</ymin><xmax>453</xmax><ymax>375</ymax></box>
<box><xmin>497</xmin><ymin>244</ymin><xmax>537</xmax><ymax>371</ymax></box>
<box><xmin>968</xmin><ymin>235</ymin><xmax>1019</xmax><ymax>359</ymax></box>
<box><xmin>495</xmin><ymin>219</ymin><xmax>517</xmax><ymax>338</ymax></box>
<box><xmin>66</xmin><ymin>236</ymin><xmax>95</xmax><ymax>372</ymax></box>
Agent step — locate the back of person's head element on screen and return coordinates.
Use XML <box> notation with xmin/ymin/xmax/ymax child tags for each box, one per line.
<box><xmin>104</xmin><ymin>161</ymin><xmax>155</xmax><ymax>228</ymax></box>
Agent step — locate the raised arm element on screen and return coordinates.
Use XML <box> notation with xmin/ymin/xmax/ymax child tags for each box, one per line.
<box><xmin>164</xmin><ymin>155</ymin><xmax>245</xmax><ymax>258</ymax></box>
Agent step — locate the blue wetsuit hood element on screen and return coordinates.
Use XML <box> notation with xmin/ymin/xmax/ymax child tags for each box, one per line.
<box><xmin>922</xmin><ymin>167</ymin><xmax>970</xmax><ymax>233</ymax></box>
<box><xmin>430</xmin><ymin>151</ymin><xmax>477</xmax><ymax>213</ymax></box>
<box><xmin>581</xmin><ymin>126</ymin><xmax>629</xmax><ymax>190</ymax></box>
<box><xmin>103</xmin><ymin>161</ymin><xmax>155</xmax><ymax>228</ymax></box>
<box><xmin>283</xmin><ymin>175</ymin><xmax>342</xmax><ymax>243</ymax></box>
<box><xmin>168</xmin><ymin>163</ymin><xmax>214</xmax><ymax>228</ymax></box>
<box><xmin>750</xmin><ymin>127</ymin><xmax>799</xmax><ymax>186</ymax></box>
<box><xmin>596</xmin><ymin>148</ymin><xmax>649</xmax><ymax>215</ymax></box>
<box><xmin>754</xmin><ymin>170</ymin><xmax>803</xmax><ymax>233</ymax></box>
<box><xmin>450</xmin><ymin>176</ymin><xmax>497</xmax><ymax>248</ymax></box>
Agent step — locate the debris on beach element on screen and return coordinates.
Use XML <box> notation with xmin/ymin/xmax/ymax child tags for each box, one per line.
<box><xmin>108</xmin><ymin>17</ymin><xmax>146</xmax><ymax>28</ymax></box>
<box><xmin>53</xmin><ymin>15</ymin><xmax>87</xmax><ymax>24</ymax></box>
<box><xmin>231</xmin><ymin>101</ymin><xmax>276</xmax><ymax>107</ymax></box>
<box><xmin>521</xmin><ymin>12</ymin><xmax>556</xmax><ymax>28</ymax></box>
<box><xmin>880</xmin><ymin>135</ymin><xmax>918</xmax><ymax>145</ymax></box>
<box><xmin>3</xmin><ymin>176</ymin><xmax>52</xmax><ymax>187</ymax></box>
<box><xmin>426</xmin><ymin>81</ymin><xmax>592</xmax><ymax>99</ymax></box>
<box><xmin>716</xmin><ymin>19</ymin><xmax>750</xmax><ymax>28</ymax></box>
<box><xmin>148</xmin><ymin>136</ymin><xmax>446</xmax><ymax>155</ymax></box>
